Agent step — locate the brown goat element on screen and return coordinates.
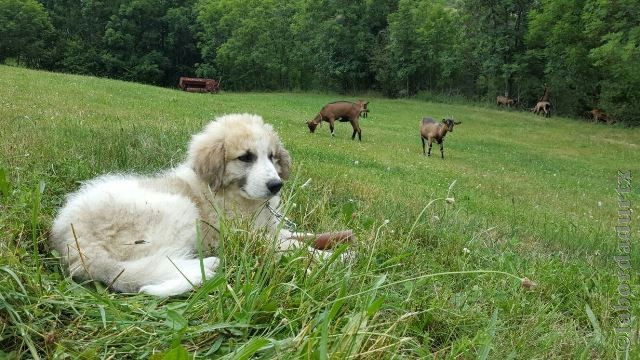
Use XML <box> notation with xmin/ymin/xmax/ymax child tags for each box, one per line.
<box><xmin>420</xmin><ymin>117</ymin><xmax>462</xmax><ymax>159</ymax></box>
<box><xmin>532</xmin><ymin>101</ymin><xmax>551</xmax><ymax>118</ymax></box>
<box><xmin>307</xmin><ymin>100</ymin><xmax>369</xmax><ymax>141</ymax></box>
<box><xmin>590</xmin><ymin>109</ymin><xmax>614</xmax><ymax>124</ymax></box>
<box><xmin>539</xmin><ymin>85</ymin><xmax>551</xmax><ymax>102</ymax></box>
<box><xmin>496</xmin><ymin>95</ymin><xmax>515</xmax><ymax>107</ymax></box>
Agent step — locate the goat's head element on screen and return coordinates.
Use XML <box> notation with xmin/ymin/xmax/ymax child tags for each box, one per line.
<box><xmin>356</xmin><ymin>100</ymin><xmax>369</xmax><ymax>118</ymax></box>
<box><xmin>307</xmin><ymin>113</ymin><xmax>323</xmax><ymax>133</ymax></box>
<box><xmin>442</xmin><ymin>118</ymin><xmax>462</xmax><ymax>132</ymax></box>
<box><xmin>307</xmin><ymin>121</ymin><xmax>318</xmax><ymax>133</ymax></box>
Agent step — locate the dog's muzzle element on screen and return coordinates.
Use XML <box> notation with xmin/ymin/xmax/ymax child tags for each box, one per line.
<box><xmin>266</xmin><ymin>179</ymin><xmax>283</xmax><ymax>195</ymax></box>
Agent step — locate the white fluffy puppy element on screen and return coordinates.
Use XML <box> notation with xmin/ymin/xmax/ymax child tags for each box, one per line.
<box><xmin>50</xmin><ymin>114</ymin><xmax>294</xmax><ymax>297</ymax></box>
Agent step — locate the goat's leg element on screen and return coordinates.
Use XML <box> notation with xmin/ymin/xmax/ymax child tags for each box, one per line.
<box><xmin>427</xmin><ymin>138</ymin><xmax>433</xmax><ymax>157</ymax></box>
<box><xmin>351</xmin><ymin>120</ymin><xmax>361</xmax><ymax>141</ymax></box>
<box><xmin>329</xmin><ymin>118</ymin><xmax>335</xmax><ymax>137</ymax></box>
<box><xmin>421</xmin><ymin>137</ymin><xmax>426</xmax><ymax>155</ymax></box>
<box><xmin>440</xmin><ymin>142</ymin><xmax>445</xmax><ymax>159</ymax></box>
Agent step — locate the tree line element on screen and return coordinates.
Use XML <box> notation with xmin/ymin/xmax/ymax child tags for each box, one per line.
<box><xmin>1</xmin><ymin>0</ymin><xmax>638</xmax><ymax>124</ymax></box>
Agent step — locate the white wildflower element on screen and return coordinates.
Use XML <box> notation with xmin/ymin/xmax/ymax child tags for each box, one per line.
<box><xmin>521</xmin><ymin>277</ymin><xmax>537</xmax><ymax>290</ymax></box>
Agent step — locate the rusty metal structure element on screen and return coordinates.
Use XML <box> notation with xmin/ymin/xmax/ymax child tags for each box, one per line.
<box><xmin>178</xmin><ymin>77</ymin><xmax>220</xmax><ymax>93</ymax></box>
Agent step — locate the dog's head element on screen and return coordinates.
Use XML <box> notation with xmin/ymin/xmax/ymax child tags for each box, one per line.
<box><xmin>188</xmin><ymin>114</ymin><xmax>291</xmax><ymax>200</ymax></box>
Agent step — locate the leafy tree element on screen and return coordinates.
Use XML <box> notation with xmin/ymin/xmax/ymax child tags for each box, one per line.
<box><xmin>376</xmin><ymin>0</ymin><xmax>463</xmax><ymax>97</ymax></box>
<box><xmin>527</xmin><ymin>0</ymin><xmax>599</xmax><ymax>115</ymax></box>
<box><xmin>41</xmin><ymin>0</ymin><xmax>199</xmax><ymax>85</ymax></box>
<box><xmin>460</xmin><ymin>0</ymin><xmax>535</xmax><ymax>101</ymax></box>
<box><xmin>197</xmin><ymin>0</ymin><xmax>299</xmax><ymax>90</ymax></box>
<box><xmin>164</xmin><ymin>5</ymin><xmax>201</xmax><ymax>84</ymax></box>
<box><xmin>289</xmin><ymin>0</ymin><xmax>373</xmax><ymax>92</ymax></box>
<box><xmin>0</xmin><ymin>0</ymin><xmax>54</xmax><ymax>67</ymax></box>
<box><xmin>583</xmin><ymin>0</ymin><xmax>640</xmax><ymax>124</ymax></box>
<box><xmin>41</xmin><ymin>0</ymin><xmax>126</xmax><ymax>76</ymax></box>
<box><xmin>103</xmin><ymin>0</ymin><xmax>200</xmax><ymax>85</ymax></box>
<box><xmin>197</xmin><ymin>0</ymin><xmax>384</xmax><ymax>92</ymax></box>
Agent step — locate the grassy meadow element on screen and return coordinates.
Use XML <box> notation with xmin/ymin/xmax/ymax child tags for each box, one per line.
<box><xmin>1</xmin><ymin>65</ymin><xmax>639</xmax><ymax>359</ymax></box>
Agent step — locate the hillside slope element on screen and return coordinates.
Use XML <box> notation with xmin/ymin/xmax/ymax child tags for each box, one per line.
<box><xmin>1</xmin><ymin>65</ymin><xmax>638</xmax><ymax>358</ymax></box>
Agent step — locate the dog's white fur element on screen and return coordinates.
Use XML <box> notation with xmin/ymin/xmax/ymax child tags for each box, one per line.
<box><xmin>50</xmin><ymin>114</ymin><xmax>300</xmax><ymax>297</ymax></box>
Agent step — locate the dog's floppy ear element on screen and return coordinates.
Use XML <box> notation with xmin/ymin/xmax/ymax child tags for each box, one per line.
<box><xmin>189</xmin><ymin>133</ymin><xmax>226</xmax><ymax>190</ymax></box>
<box><xmin>275</xmin><ymin>143</ymin><xmax>291</xmax><ymax>180</ymax></box>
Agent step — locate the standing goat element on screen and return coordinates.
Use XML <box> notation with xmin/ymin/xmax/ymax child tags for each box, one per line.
<box><xmin>420</xmin><ymin>117</ymin><xmax>462</xmax><ymax>159</ymax></box>
<box><xmin>532</xmin><ymin>84</ymin><xmax>552</xmax><ymax>117</ymax></box>
<box><xmin>532</xmin><ymin>101</ymin><xmax>551</xmax><ymax>117</ymax></box>
<box><xmin>496</xmin><ymin>95</ymin><xmax>515</xmax><ymax>108</ymax></box>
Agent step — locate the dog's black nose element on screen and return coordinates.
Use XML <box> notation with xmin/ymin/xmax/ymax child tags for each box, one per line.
<box><xmin>266</xmin><ymin>179</ymin><xmax>283</xmax><ymax>195</ymax></box>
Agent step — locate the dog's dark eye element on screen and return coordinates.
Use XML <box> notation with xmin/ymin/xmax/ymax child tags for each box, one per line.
<box><xmin>268</xmin><ymin>152</ymin><xmax>275</xmax><ymax>161</ymax></box>
<box><xmin>237</xmin><ymin>152</ymin><xmax>255</xmax><ymax>163</ymax></box>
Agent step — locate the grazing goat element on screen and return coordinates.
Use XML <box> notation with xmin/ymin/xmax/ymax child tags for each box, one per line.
<box><xmin>420</xmin><ymin>117</ymin><xmax>461</xmax><ymax>159</ymax></box>
<box><xmin>307</xmin><ymin>100</ymin><xmax>369</xmax><ymax>141</ymax></box>
<box><xmin>496</xmin><ymin>95</ymin><xmax>515</xmax><ymax>108</ymax></box>
<box><xmin>532</xmin><ymin>101</ymin><xmax>551</xmax><ymax>118</ymax></box>
<box><xmin>590</xmin><ymin>109</ymin><xmax>614</xmax><ymax>124</ymax></box>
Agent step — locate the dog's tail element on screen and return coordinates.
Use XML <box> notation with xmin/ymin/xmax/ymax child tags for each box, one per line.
<box><xmin>64</xmin><ymin>250</ymin><xmax>219</xmax><ymax>297</ymax></box>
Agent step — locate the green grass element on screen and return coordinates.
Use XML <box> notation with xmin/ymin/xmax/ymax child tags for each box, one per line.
<box><xmin>1</xmin><ymin>65</ymin><xmax>639</xmax><ymax>359</ymax></box>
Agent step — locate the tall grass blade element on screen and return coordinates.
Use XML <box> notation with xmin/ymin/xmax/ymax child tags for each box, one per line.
<box><xmin>158</xmin><ymin>345</ymin><xmax>190</xmax><ymax>360</ymax></box>
<box><xmin>31</xmin><ymin>180</ymin><xmax>45</xmax><ymax>292</ymax></box>
<box><xmin>226</xmin><ymin>337</ymin><xmax>271</xmax><ymax>360</ymax></box>
<box><xmin>478</xmin><ymin>309</ymin><xmax>499</xmax><ymax>360</ymax></box>
<box><xmin>0</xmin><ymin>167</ymin><xmax>9</xmax><ymax>198</ymax></box>
<box><xmin>584</xmin><ymin>303</ymin><xmax>603</xmax><ymax>344</ymax></box>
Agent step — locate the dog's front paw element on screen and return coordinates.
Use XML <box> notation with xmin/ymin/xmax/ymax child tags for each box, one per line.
<box><xmin>312</xmin><ymin>247</ymin><xmax>356</xmax><ymax>264</ymax></box>
<box><xmin>339</xmin><ymin>248</ymin><xmax>356</xmax><ymax>263</ymax></box>
<box><xmin>139</xmin><ymin>256</ymin><xmax>220</xmax><ymax>297</ymax></box>
<box><xmin>200</xmin><ymin>256</ymin><xmax>220</xmax><ymax>278</ymax></box>
<box><xmin>175</xmin><ymin>257</ymin><xmax>220</xmax><ymax>283</ymax></box>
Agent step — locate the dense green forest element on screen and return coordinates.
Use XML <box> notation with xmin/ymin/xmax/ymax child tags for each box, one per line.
<box><xmin>1</xmin><ymin>0</ymin><xmax>638</xmax><ymax>124</ymax></box>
